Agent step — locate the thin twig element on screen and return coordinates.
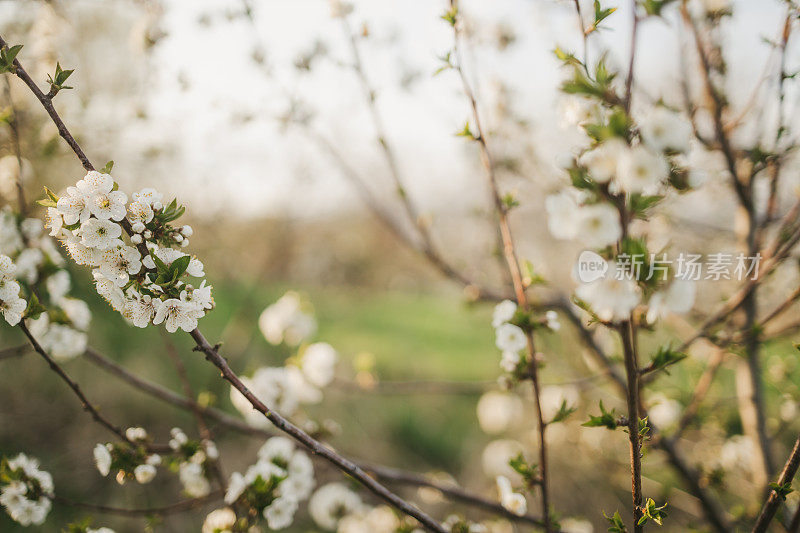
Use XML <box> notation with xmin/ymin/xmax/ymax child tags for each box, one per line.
<box><xmin>447</xmin><ymin>3</ymin><xmax>552</xmax><ymax>528</ymax></box>
<box><xmin>752</xmin><ymin>434</ymin><xmax>800</xmax><ymax>532</ymax></box>
<box><xmin>1</xmin><ymin>37</ymin><xmax>447</xmax><ymax>532</ymax></box>
<box><xmin>18</xmin><ymin>321</ymin><xmax>169</xmax><ymax>453</ymax></box>
<box><xmin>52</xmin><ymin>490</ymin><xmax>222</xmax><ymax>517</ymax></box>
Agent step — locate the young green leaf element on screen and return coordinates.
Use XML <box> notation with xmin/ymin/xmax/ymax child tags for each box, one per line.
<box><xmin>550</xmin><ymin>399</ymin><xmax>577</xmax><ymax>424</ymax></box>
<box><xmin>582</xmin><ymin>401</ymin><xmax>618</xmax><ymax>430</ymax></box>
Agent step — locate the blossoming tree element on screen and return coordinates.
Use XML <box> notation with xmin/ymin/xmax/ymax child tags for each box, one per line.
<box><xmin>1</xmin><ymin>0</ymin><xmax>800</xmax><ymax>532</ymax></box>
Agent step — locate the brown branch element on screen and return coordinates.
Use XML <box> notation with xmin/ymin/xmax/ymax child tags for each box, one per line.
<box><xmin>619</xmin><ymin>321</ymin><xmax>643</xmax><ymax>532</ymax></box>
<box><xmin>361</xmin><ymin>463</ymin><xmax>545</xmax><ymax>528</ymax></box>
<box><xmin>18</xmin><ymin>321</ymin><xmax>169</xmax><ymax>453</ymax></box>
<box><xmin>161</xmin><ymin>331</ymin><xmax>226</xmax><ymax>489</ymax></box>
<box><xmin>447</xmin><ymin>4</ymin><xmax>552</xmax><ymax>528</ymax></box>
<box><xmin>1</xmin><ymin>37</ymin><xmax>447</xmax><ymax>532</ymax></box>
<box><xmin>53</xmin><ymin>490</ymin><xmax>222</xmax><ymax>517</ymax></box>
<box><xmin>752</xmin><ymin>434</ymin><xmax>800</xmax><ymax>533</ymax></box>
<box><xmin>3</xmin><ymin>76</ymin><xmax>28</xmax><ymax>214</ymax></box>
<box><xmin>190</xmin><ymin>329</ymin><xmax>445</xmax><ymax>532</ymax></box>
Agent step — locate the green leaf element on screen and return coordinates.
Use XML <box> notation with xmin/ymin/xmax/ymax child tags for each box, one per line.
<box><xmin>168</xmin><ymin>255</ymin><xmax>191</xmax><ymax>281</ymax></box>
<box><xmin>24</xmin><ymin>293</ymin><xmax>46</xmax><ymax>320</ymax></box>
<box><xmin>151</xmin><ymin>254</ymin><xmax>169</xmax><ymax>274</ymax></box>
<box><xmin>639</xmin><ymin>498</ymin><xmax>668</xmax><ymax>526</ymax></box>
<box><xmin>629</xmin><ymin>193</ymin><xmax>663</xmax><ymax>219</ymax></box>
<box><xmin>440</xmin><ymin>6</ymin><xmax>458</xmax><ymax>26</ymax></box>
<box><xmin>101</xmin><ymin>160</ymin><xmax>114</xmax><ymax>174</ymax></box>
<box><xmin>456</xmin><ymin>121</ymin><xmax>474</xmax><ymax>140</ymax></box>
<box><xmin>769</xmin><ymin>482</ymin><xmax>794</xmax><ymax>501</ymax></box>
<box><xmin>550</xmin><ymin>399</ymin><xmax>577</xmax><ymax>424</ymax></box>
<box><xmin>508</xmin><ymin>453</ymin><xmax>539</xmax><ymax>486</ymax></box>
<box><xmin>647</xmin><ymin>345</ymin><xmax>687</xmax><ymax>375</ymax></box>
<box><xmin>582</xmin><ymin>401</ymin><xmax>618</xmax><ymax>430</ymax></box>
<box><xmin>603</xmin><ymin>510</ymin><xmax>627</xmax><ymax>532</ymax></box>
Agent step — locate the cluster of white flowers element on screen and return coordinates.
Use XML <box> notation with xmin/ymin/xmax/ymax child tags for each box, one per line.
<box><xmin>259</xmin><ymin>291</ymin><xmax>317</xmax><ymax>346</ymax></box>
<box><xmin>0</xmin><ymin>453</ymin><xmax>53</xmax><ymax>526</ymax></box>
<box><xmin>308</xmin><ymin>482</ymin><xmax>365</xmax><ymax>531</ymax></box>
<box><xmin>230</xmin><ymin>342</ymin><xmax>338</xmax><ymax>426</ymax></box>
<box><xmin>0</xmin><ymin>206</ymin><xmax>91</xmax><ymax>357</ymax></box>
<box><xmin>575</xmin><ymin>266</ymin><xmax>696</xmax><ymax>324</ymax></box>
<box><xmin>169</xmin><ymin>428</ymin><xmax>219</xmax><ymax>498</ymax></box>
<box><xmin>44</xmin><ymin>171</ymin><xmax>212</xmax><ymax>333</ymax></box>
<box><xmin>491</xmin><ymin>299</ymin><xmax>558</xmax><ymax>374</ymax></box>
<box><xmin>223</xmin><ymin>437</ymin><xmax>315</xmax><ymax>530</ymax></box>
<box><xmin>92</xmin><ymin>427</ymin><xmax>161</xmax><ymax>485</ymax></box>
<box><xmin>0</xmin><ymin>253</ymin><xmax>26</xmax><ymax>326</ymax></box>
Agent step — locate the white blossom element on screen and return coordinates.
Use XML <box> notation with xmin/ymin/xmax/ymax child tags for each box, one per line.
<box><xmin>264</xmin><ymin>496</ymin><xmax>298</xmax><ymax>529</ymax></box>
<box><xmin>152</xmin><ymin>298</ymin><xmax>203</xmax><ymax>333</ymax></box>
<box><xmin>45</xmin><ymin>270</ymin><xmax>71</xmax><ymax>303</ymax></box>
<box><xmin>132</xmin><ymin>187</ymin><xmax>164</xmax><ymax>207</ymax></box>
<box><xmin>309</xmin><ymin>483</ymin><xmax>364</xmax><ymax>531</ymax></box>
<box><xmin>125</xmin><ymin>427</ymin><xmax>148</xmax><ymax>442</ymax></box>
<box><xmin>78</xmin><ymin>218</ymin><xmax>123</xmax><ymax>250</ymax></box>
<box><xmin>97</xmin><ymin>245</ymin><xmax>142</xmax><ymax>286</ymax></box>
<box><xmin>64</xmin><ymin>235</ymin><xmax>99</xmax><ymax>266</ymax></box>
<box><xmin>301</xmin><ymin>342</ymin><xmax>337</xmax><ymax>388</ymax></box>
<box><xmin>492</xmin><ymin>299</ymin><xmax>517</xmax><ymax>328</ymax></box>
<box><xmin>495</xmin><ymin>323</ymin><xmax>527</xmax><ymax>353</ymax></box>
<box><xmin>617</xmin><ymin>145</ymin><xmax>669</xmax><ymax>194</ymax></box>
<box><xmin>640</xmin><ymin>107</ymin><xmax>692</xmax><ymax>153</ymax></box>
<box><xmin>500</xmin><ymin>350</ymin><xmax>521</xmax><ymax>372</ymax></box>
<box><xmin>581</xmin><ymin>139</ymin><xmax>626</xmax><ymax>184</ymax></box>
<box><xmin>123</xmin><ymin>290</ymin><xmax>158</xmax><ymax>328</ymax></box>
<box><xmin>45</xmin><ymin>207</ymin><xmax>64</xmax><ymax>237</ymax></box>
<box><xmin>202</xmin><ymin>508</ymin><xmax>236</xmax><ymax>533</ymax></box>
<box><xmin>576</xmin><ymin>203</ymin><xmax>621</xmax><ymax>249</ymax></box>
<box><xmin>545</xmin><ymin>191</ymin><xmax>581</xmax><ymax>240</ymax></box>
<box><xmin>0</xmin><ymin>454</ymin><xmax>53</xmax><ymax>526</ymax></box>
<box><xmin>179</xmin><ymin>461</ymin><xmax>211</xmax><ymax>497</ymax></box>
<box><xmin>231</xmin><ymin>367</ymin><xmax>298</xmax><ymax>425</ymax></box>
<box><xmin>128</xmin><ymin>200</ymin><xmax>154</xmax><ymax>225</ymax></box>
<box><xmin>61</xmin><ymin>298</ymin><xmax>91</xmax><ymax>330</ymax></box>
<box><xmin>86</xmin><ymin>187</ymin><xmax>128</xmax><ymax>221</ymax></box>
<box><xmin>575</xmin><ymin>274</ymin><xmax>641</xmax><ymax>323</ymax></box>
<box><xmin>93</xmin><ymin>270</ymin><xmax>126</xmax><ymax>312</ymax></box>
<box><xmin>15</xmin><ymin>248</ymin><xmax>43</xmax><ymax>284</ymax></box>
<box><xmin>93</xmin><ymin>443</ymin><xmax>112</xmax><ymax>476</ymax></box>
<box><xmin>40</xmin><ymin>324</ymin><xmax>87</xmax><ymax>361</ymax></box>
<box><xmin>56</xmin><ymin>185</ymin><xmax>91</xmax><ymax>225</ymax></box>
<box><xmin>496</xmin><ymin>476</ymin><xmax>527</xmax><ymax>516</ymax></box>
<box><xmin>259</xmin><ymin>292</ymin><xmax>317</xmax><ymax>346</ymax></box>
<box><xmin>646</xmin><ymin>279</ymin><xmax>696</xmax><ymax>324</ymax></box>
<box><xmin>134</xmin><ymin>464</ymin><xmax>156</xmax><ymax>484</ymax></box>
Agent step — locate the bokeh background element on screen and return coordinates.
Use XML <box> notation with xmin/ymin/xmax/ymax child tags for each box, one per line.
<box><xmin>0</xmin><ymin>0</ymin><xmax>799</xmax><ymax>531</ymax></box>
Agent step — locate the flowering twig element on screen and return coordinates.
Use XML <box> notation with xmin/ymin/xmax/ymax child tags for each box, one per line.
<box><xmin>189</xmin><ymin>329</ymin><xmax>446</xmax><ymax>532</ymax></box>
<box><xmin>446</xmin><ymin>3</ymin><xmax>553</xmax><ymax>528</ymax></box>
<box><xmin>18</xmin><ymin>321</ymin><xmax>169</xmax><ymax>454</ymax></box>
<box><xmin>0</xmin><ymin>36</ymin><xmax>447</xmax><ymax>533</ymax></box>
<box><xmin>752</xmin><ymin>434</ymin><xmax>800</xmax><ymax>532</ymax></box>
<box><xmin>2</xmin><ymin>76</ymin><xmax>27</xmax><ymax>214</ymax></box>
<box><xmin>79</xmin><ymin>344</ymin><xmax>545</xmax><ymax>527</ymax></box>
<box><xmin>161</xmin><ymin>331</ymin><xmax>226</xmax><ymax>489</ymax></box>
